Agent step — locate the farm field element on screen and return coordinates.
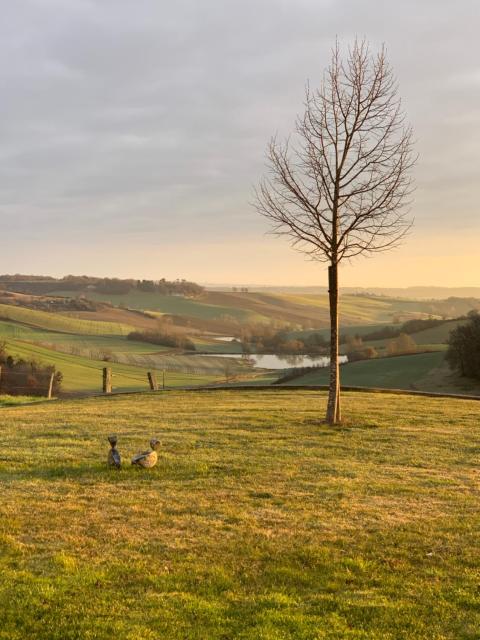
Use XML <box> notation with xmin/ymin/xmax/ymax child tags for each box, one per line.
<box><xmin>0</xmin><ymin>320</ymin><xmax>165</xmax><ymax>354</ymax></box>
<box><xmin>50</xmin><ymin>289</ymin><xmax>457</xmax><ymax>328</ymax></box>
<box><xmin>0</xmin><ymin>389</ymin><xmax>478</xmax><ymax>638</ymax></box>
<box><xmin>54</xmin><ymin>290</ymin><xmax>258</xmax><ymax>322</ymax></box>
<box><xmin>408</xmin><ymin>319</ymin><xmax>465</xmax><ymax>345</ymax></box>
<box><xmin>1</xmin><ymin>339</ymin><xmax>231</xmax><ymax>393</ymax></box>
<box><xmin>0</xmin><ymin>304</ymin><xmax>133</xmax><ymax>335</ymax></box>
<box><xmin>282</xmin><ymin>351</ymin><xmax>480</xmax><ymax>396</ymax></box>
<box><xmin>0</xmin><ymin>294</ymin><xmax>476</xmax><ymax>396</ymax></box>
<box><xmin>192</xmin><ymin>336</ymin><xmax>245</xmax><ymax>354</ymax></box>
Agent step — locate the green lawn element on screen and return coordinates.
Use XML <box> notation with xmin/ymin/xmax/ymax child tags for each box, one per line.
<box><xmin>0</xmin><ymin>390</ymin><xmax>478</xmax><ymax>638</ymax></box>
<box><xmin>282</xmin><ymin>352</ymin><xmax>448</xmax><ymax>391</ymax></box>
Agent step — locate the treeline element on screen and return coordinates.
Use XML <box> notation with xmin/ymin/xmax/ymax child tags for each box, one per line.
<box><xmin>127</xmin><ymin>330</ymin><xmax>196</xmax><ymax>351</ymax></box>
<box><xmin>0</xmin><ymin>274</ymin><xmax>204</xmax><ymax>297</ymax></box>
<box><xmin>0</xmin><ymin>342</ymin><xmax>62</xmax><ymax>396</ymax></box>
<box><xmin>359</xmin><ymin>317</ymin><xmax>447</xmax><ymax>342</ymax></box>
<box><xmin>0</xmin><ymin>291</ymin><xmax>101</xmax><ymax>313</ymax></box>
<box><xmin>446</xmin><ymin>311</ymin><xmax>480</xmax><ymax>380</ymax></box>
<box><xmin>240</xmin><ymin>324</ymin><xmax>328</xmax><ymax>355</ymax></box>
<box><xmin>239</xmin><ymin>316</ymin><xmax>453</xmax><ymax>357</ymax></box>
<box><xmin>239</xmin><ymin>324</ymin><xmax>421</xmax><ymax>361</ymax></box>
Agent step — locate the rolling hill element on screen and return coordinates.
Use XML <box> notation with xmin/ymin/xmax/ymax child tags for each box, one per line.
<box><xmin>47</xmin><ymin>288</ymin><xmax>479</xmax><ymax>330</ymax></box>
<box><xmin>0</xmin><ymin>303</ymin><xmax>133</xmax><ymax>335</ymax></box>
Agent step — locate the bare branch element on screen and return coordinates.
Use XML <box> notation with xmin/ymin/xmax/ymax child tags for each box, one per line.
<box><xmin>255</xmin><ymin>38</ymin><xmax>416</xmax><ymax>267</ymax></box>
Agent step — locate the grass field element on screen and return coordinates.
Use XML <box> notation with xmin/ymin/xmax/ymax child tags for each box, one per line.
<box><xmin>55</xmin><ymin>291</ymin><xmax>259</xmax><ymax>323</ymax></box>
<box><xmin>280</xmin><ymin>352</ymin><xmax>478</xmax><ymax>394</ymax></box>
<box><xmin>0</xmin><ymin>304</ymin><xmax>132</xmax><ymax>336</ymax></box>
<box><xmin>1</xmin><ymin>340</ymin><xmax>224</xmax><ymax>393</ymax></box>
<box><xmin>0</xmin><ymin>320</ymin><xmax>164</xmax><ymax>354</ymax></box>
<box><xmin>0</xmin><ymin>389</ymin><xmax>478</xmax><ymax>638</ymax></box>
<box><xmin>283</xmin><ymin>351</ymin><xmax>445</xmax><ymax>389</ymax></box>
<box><xmin>0</xmin><ymin>319</ymin><xmax>254</xmax><ymax>392</ymax></box>
<box><xmin>409</xmin><ymin>319</ymin><xmax>465</xmax><ymax>345</ymax></box>
<box><xmin>52</xmin><ymin>290</ymin><xmax>445</xmax><ymax>329</ymax></box>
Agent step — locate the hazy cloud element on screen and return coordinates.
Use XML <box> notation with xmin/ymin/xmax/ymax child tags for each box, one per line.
<box><xmin>0</xmin><ymin>0</ymin><xmax>479</xmax><ymax>282</ymax></box>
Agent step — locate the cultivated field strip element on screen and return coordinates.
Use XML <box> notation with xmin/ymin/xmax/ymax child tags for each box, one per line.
<box><xmin>0</xmin><ymin>304</ymin><xmax>132</xmax><ymax>335</ymax></box>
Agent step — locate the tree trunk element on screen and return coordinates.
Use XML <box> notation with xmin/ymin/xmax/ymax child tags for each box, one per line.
<box><xmin>326</xmin><ymin>263</ymin><xmax>341</xmax><ymax>424</ymax></box>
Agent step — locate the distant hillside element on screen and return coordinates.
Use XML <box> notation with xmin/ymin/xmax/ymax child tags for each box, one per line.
<box><xmin>209</xmin><ymin>284</ymin><xmax>480</xmax><ymax>300</ymax></box>
<box><xmin>43</xmin><ymin>288</ymin><xmax>480</xmax><ymax>332</ymax></box>
<box><xmin>0</xmin><ymin>274</ymin><xmax>203</xmax><ymax>297</ymax></box>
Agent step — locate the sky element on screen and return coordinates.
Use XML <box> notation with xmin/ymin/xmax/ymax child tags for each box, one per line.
<box><xmin>0</xmin><ymin>0</ymin><xmax>479</xmax><ymax>287</ymax></box>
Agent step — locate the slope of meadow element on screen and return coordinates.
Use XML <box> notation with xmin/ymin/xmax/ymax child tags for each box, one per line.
<box><xmin>280</xmin><ymin>351</ymin><xmax>480</xmax><ymax>396</ymax></box>
<box><xmin>0</xmin><ymin>320</ymin><xmax>161</xmax><ymax>354</ymax></box>
<box><xmin>0</xmin><ymin>303</ymin><xmax>132</xmax><ymax>335</ymax></box>
<box><xmin>0</xmin><ymin>339</ymin><xmax>220</xmax><ymax>393</ymax></box>
<box><xmin>55</xmin><ymin>290</ymin><xmax>258</xmax><ymax>322</ymax></box>
<box><xmin>0</xmin><ymin>389</ymin><xmax>478</xmax><ymax>639</ymax></box>
<box><xmin>52</xmin><ymin>290</ymin><xmax>442</xmax><ymax>328</ymax></box>
<box><xmin>282</xmin><ymin>351</ymin><xmax>442</xmax><ymax>389</ymax></box>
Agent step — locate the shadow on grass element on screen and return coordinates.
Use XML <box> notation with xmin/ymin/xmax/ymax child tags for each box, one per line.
<box><xmin>0</xmin><ymin>458</ymin><xmax>247</xmax><ymax>483</ymax></box>
<box><xmin>301</xmin><ymin>417</ymin><xmax>381</xmax><ymax>432</ymax></box>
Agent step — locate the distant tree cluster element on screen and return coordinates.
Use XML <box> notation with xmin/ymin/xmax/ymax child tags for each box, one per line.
<box><xmin>0</xmin><ymin>291</ymin><xmax>101</xmax><ymax>313</ymax></box>
<box><xmin>342</xmin><ymin>335</ymin><xmax>378</xmax><ymax>362</ymax></box>
<box><xmin>339</xmin><ymin>329</ymin><xmax>418</xmax><ymax>359</ymax></box>
<box><xmin>386</xmin><ymin>333</ymin><xmax>418</xmax><ymax>356</ymax></box>
<box><xmin>0</xmin><ymin>274</ymin><xmax>56</xmax><ymax>283</ymax></box>
<box><xmin>127</xmin><ymin>330</ymin><xmax>196</xmax><ymax>351</ymax></box>
<box><xmin>354</xmin><ymin>317</ymin><xmax>449</xmax><ymax>344</ymax></box>
<box><xmin>241</xmin><ymin>325</ymin><xmax>328</xmax><ymax>355</ymax></box>
<box><xmin>0</xmin><ymin>275</ymin><xmax>204</xmax><ymax>297</ymax></box>
<box><xmin>0</xmin><ymin>342</ymin><xmax>62</xmax><ymax>396</ymax></box>
<box><xmin>446</xmin><ymin>312</ymin><xmax>480</xmax><ymax>379</ymax></box>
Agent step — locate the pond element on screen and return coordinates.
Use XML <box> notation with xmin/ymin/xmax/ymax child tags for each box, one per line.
<box><xmin>200</xmin><ymin>352</ymin><xmax>348</xmax><ymax>370</ymax></box>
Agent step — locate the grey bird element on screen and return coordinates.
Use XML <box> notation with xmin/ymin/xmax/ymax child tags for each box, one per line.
<box><xmin>107</xmin><ymin>435</ymin><xmax>121</xmax><ymax>469</ymax></box>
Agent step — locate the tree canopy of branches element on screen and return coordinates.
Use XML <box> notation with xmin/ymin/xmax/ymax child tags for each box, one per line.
<box><xmin>446</xmin><ymin>312</ymin><xmax>480</xmax><ymax>380</ymax></box>
<box><xmin>255</xmin><ymin>39</ymin><xmax>416</xmax><ymax>424</ymax></box>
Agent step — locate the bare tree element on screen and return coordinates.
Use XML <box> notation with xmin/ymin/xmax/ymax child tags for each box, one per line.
<box><xmin>255</xmin><ymin>40</ymin><xmax>416</xmax><ymax>425</ymax></box>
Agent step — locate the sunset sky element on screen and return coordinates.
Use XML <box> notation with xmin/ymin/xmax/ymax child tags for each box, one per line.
<box><xmin>0</xmin><ymin>0</ymin><xmax>478</xmax><ymax>287</ymax></box>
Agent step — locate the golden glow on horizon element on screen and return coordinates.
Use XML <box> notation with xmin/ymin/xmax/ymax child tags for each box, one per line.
<box><xmin>12</xmin><ymin>230</ymin><xmax>477</xmax><ymax>288</ymax></box>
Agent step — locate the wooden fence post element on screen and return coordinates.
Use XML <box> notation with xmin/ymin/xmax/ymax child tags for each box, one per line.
<box><xmin>147</xmin><ymin>371</ymin><xmax>158</xmax><ymax>391</ymax></box>
<box><xmin>163</xmin><ymin>370</ymin><xmax>165</xmax><ymax>390</ymax></box>
<box><xmin>0</xmin><ymin>365</ymin><xmax>2</xmax><ymax>393</ymax></box>
<box><xmin>47</xmin><ymin>372</ymin><xmax>55</xmax><ymax>399</ymax></box>
<box><xmin>103</xmin><ymin>367</ymin><xmax>112</xmax><ymax>394</ymax></box>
